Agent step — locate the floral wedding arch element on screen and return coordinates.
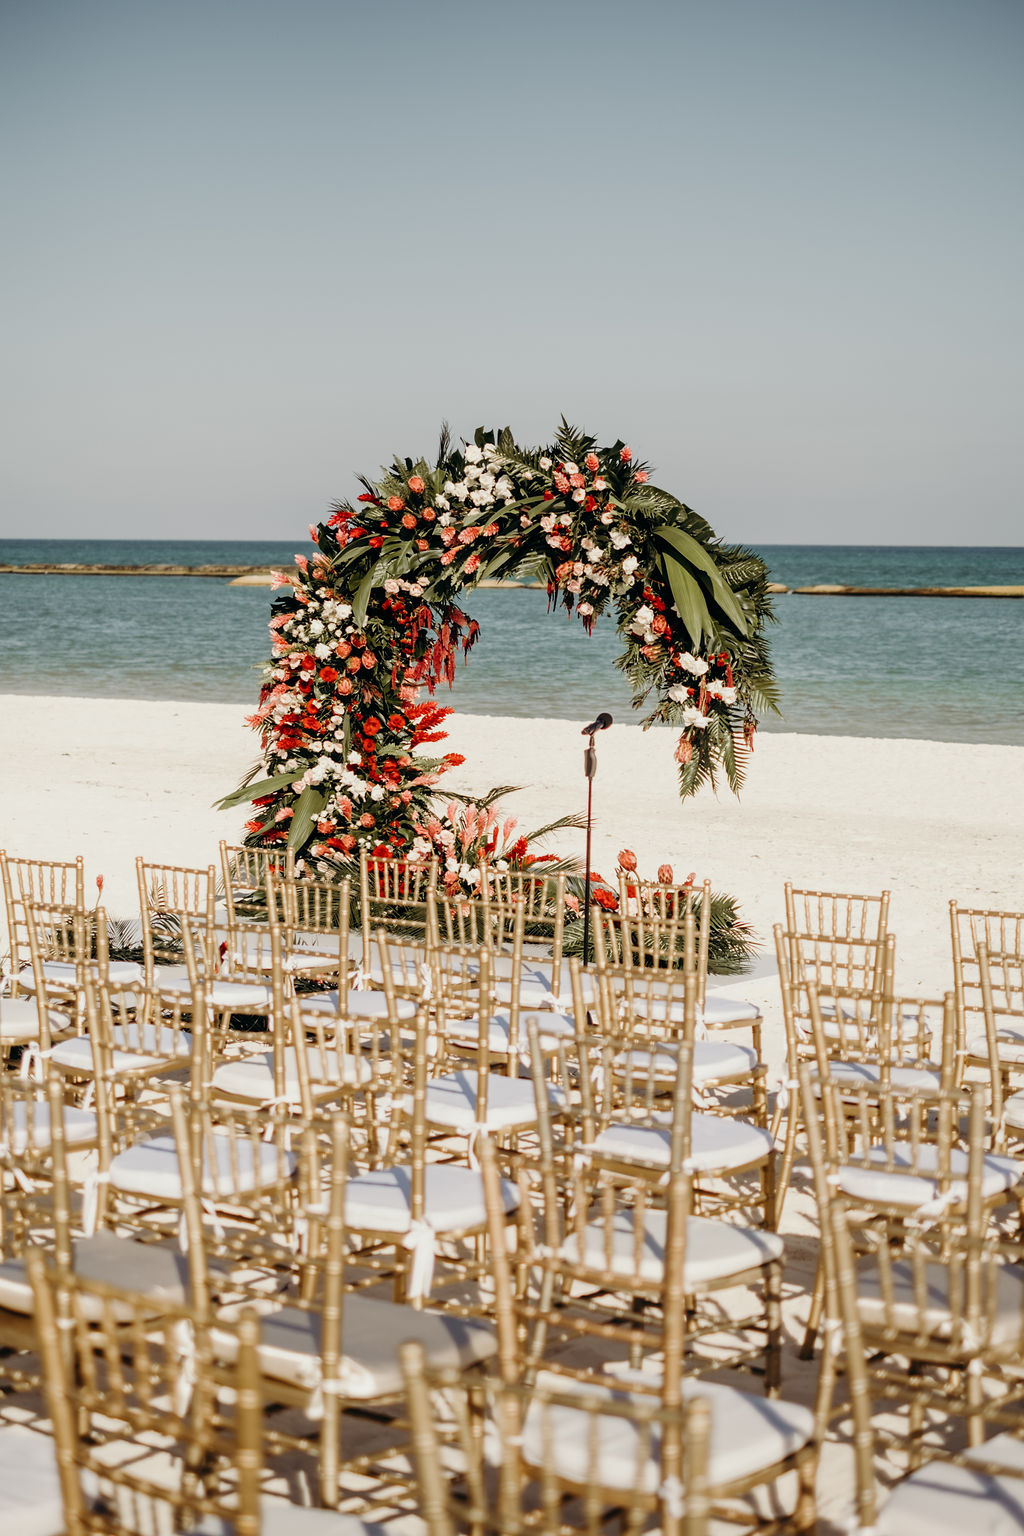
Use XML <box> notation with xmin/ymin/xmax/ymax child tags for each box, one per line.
<box><xmin>220</xmin><ymin>422</ymin><xmax>778</xmax><ymax>877</ymax></box>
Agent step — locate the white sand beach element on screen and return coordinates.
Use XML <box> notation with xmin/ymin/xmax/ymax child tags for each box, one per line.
<box><xmin>2</xmin><ymin>691</ymin><xmax>1024</xmax><ymax>1530</ymax></box>
<box><xmin>2</xmin><ymin>692</ymin><xmax>1022</xmax><ymax>1074</ymax></box>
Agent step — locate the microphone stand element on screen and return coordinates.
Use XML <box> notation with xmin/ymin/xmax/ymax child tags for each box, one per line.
<box><xmin>582</xmin><ymin>729</ymin><xmax>599</xmax><ymax>968</ymax></box>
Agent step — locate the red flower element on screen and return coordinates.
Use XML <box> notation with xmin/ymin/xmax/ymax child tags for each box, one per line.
<box><xmin>319</xmin><ymin>666</ymin><xmax>338</xmax><ymax>683</ymax></box>
<box><xmin>364</xmin><ymin>717</ymin><xmax>382</xmax><ymax>735</ymax></box>
<box><xmin>408</xmin><ymin>475</ymin><xmax>426</xmax><ymax>495</ymax></box>
<box><xmin>592</xmin><ymin>887</ymin><xmax>619</xmax><ymax>912</ymax></box>
<box><xmin>620</xmin><ymin>446</ymin><xmax>633</xmax><ymax>462</ymax></box>
<box><xmin>634</xmin><ymin>470</ymin><xmax>648</xmax><ymax>483</ymax></box>
<box><xmin>482</xmin><ymin>523</ymin><xmax>499</xmax><ymax>537</ymax></box>
<box><xmin>552</xmin><ymin>471</ymin><xmax>570</xmax><ymax>494</ymax></box>
<box><xmin>357</xmin><ymin>493</ymin><xmax>379</xmax><ymax>504</ymax></box>
<box><xmin>401</xmin><ymin>513</ymin><xmax>417</xmax><ymax>530</ymax></box>
<box><xmin>369</xmin><ymin>536</ymin><xmax>383</xmax><ymax>549</ymax></box>
<box><xmin>657</xmin><ymin>863</ymin><xmax>674</xmax><ymax>885</ymax></box>
<box><xmin>387</xmin><ymin>496</ymin><xmax>405</xmax><ymax>512</ymax></box>
<box><xmin>465</xmin><ymin>554</ymin><xmax>481</xmax><ymax>573</ymax></box>
<box><xmin>388</xmin><ymin>713</ymin><xmax>407</xmax><ymax>730</ymax></box>
<box><xmin>337</xmin><ymin>677</ymin><xmax>354</xmax><ymax>694</ymax></box>
<box><xmin>421</xmin><ymin>508</ymin><xmax>436</xmax><ymax>522</ymax></box>
<box><xmin>675</xmin><ymin>736</ymin><xmax>694</xmax><ymax>765</ymax></box>
<box><xmin>359</xmin><ymin>813</ymin><xmax>375</xmax><ymax>828</ymax></box>
<box><xmin>617</xmin><ymin>848</ymin><xmax>638</xmax><ymax>872</ymax></box>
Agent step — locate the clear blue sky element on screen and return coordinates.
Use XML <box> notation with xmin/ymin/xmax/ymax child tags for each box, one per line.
<box><xmin>2</xmin><ymin>0</ymin><xmax>1020</xmax><ymax>544</ymax></box>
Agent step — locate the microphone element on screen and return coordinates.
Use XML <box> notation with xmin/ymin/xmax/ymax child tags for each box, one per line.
<box><xmin>581</xmin><ymin>712</ymin><xmax>613</xmax><ymax>736</ymax></box>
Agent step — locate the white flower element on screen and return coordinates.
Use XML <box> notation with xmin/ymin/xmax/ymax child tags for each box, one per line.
<box><xmin>609</xmin><ymin>529</ymin><xmax>631</xmax><ymax>549</ymax></box>
<box><xmin>572</xmin><ymin>488</ymin><xmax>585</xmax><ymax>503</ymax></box>
<box><xmin>478</xmin><ymin>471</ymin><xmax>495</xmax><ymax>490</ymax></box>
<box><xmin>678</xmin><ymin>652</ymin><xmax>709</xmax><ymax>676</ymax></box>
<box><xmin>308</xmin><ymin>619</ymin><xmax>324</xmax><ymax>637</ymax></box>
<box><xmin>482</xmin><ymin>442</ymin><xmax>498</xmax><ymax>459</ymax></box>
<box><xmin>449</xmin><ymin>481</ymin><xmax>469</xmax><ymax>502</ymax></box>
<box><xmin>314</xmin><ymin>643</ymin><xmax>332</xmax><ymax>659</ymax></box>
<box><xmin>621</xmin><ymin>555</ymin><xmax>639</xmax><ymax>575</ymax></box>
<box><xmin>495</xmin><ymin>477</ymin><xmax>514</xmax><ymax>499</ymax></box>
<box><xmin>464</xmin><ymin>443</ymin><xmax>483</xmax><ymax>463</ymax></box>
<box><xmin>539</xmin><ymin>456</ymin><xmax>552</xmax><ymax>469</ymax></box>
<box><xmin>470</xmin><ymin>488</ymin><xmax>493</xmax><ymax>507</ymax></box>
<box><xmin>383</xmin><ymin>578</ymin><xmax>400</xmax><ymax>594</ymax></box>
<box><xmin>464</xmin><ymin>464</ymin><xmax>480</xmax><ymax>482</ymax></box>
<box><xmin>563</xmin><ymin>461</ymin><xmax>579</xmax><ymax>475</ymax></box>
<box><xmin>578</xmin><ymin>602</ymin><xmax>594</xmax><ymax>615</ymax></box>
<box><xmin>369</xmin><ymin>785</ymin><xmax>386</xmax><ymax>801</ymax></box>
<box><xmin>586</xmin><ymin>547</ymin><xmax>602</xmax><ymax>563</ymax></box>
<box><xmin>435</xmin><ymin>495</ymin><xmax>450</xmax><ymax>511</ymax></box>
<box><xmin>706</xmin><ymin>682</ymin><xmax>737</xmax><ymax>704</ymax></box>
<box><xmin>593</xmin><ymin>477</ymin><xmax>607</xmax><ymax>490</ymax></box>
<box><xmin>667</xmin><ymin>684</ymin><xmax>693</xmax><ymax>703</ymax></box>
<box><xmin>336</xmin><ymin>603</ymin><xmax>352</xmax><ymax>618</ymax></box>
<box><xmin>682</xmin><ymin>705</ymin><xmax>710</xmax><ymax>730</ymax></box>
<box><xmin>438</xmin><ymin>512</ymin><xmax>453</xmax><ymax>527</ymax></box>
<box><xmin>634</xmin><ymin>604</ymin><xmax>655</xmax><ymax>626</ymax></box>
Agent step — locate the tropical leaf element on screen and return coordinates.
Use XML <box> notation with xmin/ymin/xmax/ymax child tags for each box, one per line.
<box><xmin>659</xmin><ymin>552</ymin><xmax>711</xmax><ymax>650</ymax></box>
<box><xmin>215</xmin><ymin>765</ymin><xmax>305</xmax><ymax>811</ymax></box>
<box><xmin>287</xmin><ymin>784</ymin><xmax>329</xmax><ymax>851</ymax></box>
<box><xmin>655</xmin><ymin>526</ymin><xmax>751</xmax><ymax>637</ymax></box>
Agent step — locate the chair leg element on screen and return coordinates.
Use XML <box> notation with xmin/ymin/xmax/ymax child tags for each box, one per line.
<box><xmin>773</xmin><ymin>1097</ymin><xmax>801</xmax><ymax>1223</ymax></box>
<box><xmin>799</xmin><ymin>1255</ymin><xmax>826</xmax><ymax>1360</ymax></box>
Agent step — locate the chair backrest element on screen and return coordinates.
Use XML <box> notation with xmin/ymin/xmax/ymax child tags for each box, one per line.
<box><xmin>481</xmin><ymin>864</ymin><xmax>568</xmax><ymax>972</ymax></box>
<box><xmin>136</xmin><ymin>858</ymin><xmax>216</xmax><ymax>983</ymax></box>
<box><xmin>615</xmin><ymin>875</ymin><xmax>711</xmax><ymax>995</ymax></box>
<box><xmin>358</xmin><ymin>850</ymin><xmax>439</xmax><ymax>963</ymax></box>
<box><xmin>950</xmin><ymin>899</ymin><xmax>1024</xmax><ymax>1027</ymax></box>
<box><xmin>784</xmin><ymin>882</ymin><xmax>890</xmax><ymax>945</ymax></box>
<box><xmin>27</xmin><ymin>1249</ymin><xmax>263</xmax><ymax>1536</ymax></box>
<box><xmin>977</xmin><ymin>944</ymin><xmax>1024</xmax><ymax>1137</ymax></box>
<box><xmin>0</xmin><ymin>851</ymin><xmax>85</xmax><ymax>993</ymax></box>
<box><xmin>21</xmin><ymin>898</ymin><xmax>101</xmax><ymax>1027</ymax></box>
<box><xmin>267</xmin><ymin>870</ymin><xmax>352</xmax><ymax>992</ymax></box>
<box><xmin>219</xmin><ymin>838</ymin><xmax>295</xmax><ymax>924</ymax></box>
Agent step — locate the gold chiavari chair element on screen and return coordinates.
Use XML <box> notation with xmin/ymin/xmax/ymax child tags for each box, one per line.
<box><xmin>584</xmin><ymin>922</ymin><xmax>778</xmax><ymax>1230</ymax></box>
<box><xmin>94</xmin><ymin>986</ymin><xmax>299</xmax><ymax>1246</ymax></box>
<box><xmin>950</xmin><ymin>897</ymin><xmax>1024</xmax><ymax>1027</ymax></box>
<box><xmin>219</xmin><ymin>837</ymin><xmax>295</xmax><ymax>925</ymax></box>
<box><xmin>341</xmin><ymin>958</ymin><xmax>521</xmax><ymax>1307</ymax></box>
<box><xmin>803</xmin><ymin>1067</ymin><xmax>1024</xmax><ymax>1457</ymax></box>
<box><xmin>0</xmin><ymin>849</ymin><xmax>86</xmax><ymax>992</ymax></box>
<box><xmin>772</xmin><ymin>923</ymin><xmax>895</xmax><ymax>1217</ymax></box>
<box><xmin>522</xmin><ymin>1014</ymin><xmax>784</xmax><ymax>1394</ymax></box>
<box><xmin>27</xmin><ymin>1249</ymin><xmax>265</xmax><ymax>1536</ymax></box>
<box><xmin>357</xmin><ymin>849</ymin><xmax>439</xmax><ymax>967</ymax></box>
<box><xmin>267</xmin><ymin>869</ymin><xmax>350</xmax><ymax>986</ymax></box>
<box><xmin>591</xmin><ymin>913</ymin><xmax>768</xmax><ymax>1127</ymax></box>
<box><xmin>400</xmin><ymin>1333</ymin><xmax>713</xmax><ymax>1536</ymax></box>
<box><xmin>135</xmin><ymin>856</ymin><xmax>217</xmax><ymax>994</ymax></box>
<box><xmin>808</xmin><ymin>1135</ymin><xmax>1024</xmax><ymax>1535</ymax></box>
<box><xmin>477</xmin><ymin>1130</ymin><xmax>818</xmax><ymax>1531</ymax></box>
<box><xmin>967</xmin><ymin>945</ymin><xmax>1024</xmax><ymax>1142</ymax></box>
<box><xmin>798</xmin><ymin>985</ymin><xmax>959</xmax><ymax>1357</ymax></box>
<box><xmin>172</xmin><ymin>1102</ymin><xmax>498</xmax><ymax>1513</ymax></box>
<box><xmin>171</xmin><ymin>906</ymin><xmax>277</xmax><ymax>1053</ymax></box>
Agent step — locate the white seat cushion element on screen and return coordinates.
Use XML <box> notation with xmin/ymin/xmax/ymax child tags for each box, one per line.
<box><xmin>110</xmin><ymin>1132</ymin><xmax>296</xmax><ymax>1200</ymax></box>
<box><xmin>0</xmin><ymin>1100</ymin><xmax>98</xmax><ymax>1155</ymax></box>
<box><xmin>344</xmin><ymin>1162</ymin><xmax>519</xmax><ymax>1235</ymax></box>
<box><xmin>0</xmin><ymin>996</ymin><xmax>43</xmax><ymax>1045</ymax></box>
<box><xmin>520</xmin><ymin>1374</ymin><xmax>813</xmax><ymax>1491</ymax></box>
<box><xmin>211</xmin><ymin>1045</ymin><xmax>372</xmax><ymax>1102</ymax></box>
<box><xmin>298</xmin><ymin>988</ymin><xmax>416</xmax><ymax>1022</ymax></box>
<box><xmin>421</xmin><ymin>1072</ymin><xmax>563</xmax><ymax>1134</ymax></box>
<box><xmin>701</xmin><ymin>995</ymin><xmax>761</xmax><ymax>1025</ymax></box>
<box><xmin>829</xmin><ymin>1060</ymin><xmax>941</xmax><ymax>1095</ymax></box>
<box><xmin>857</xmin><ymin>1257</ymin><xmax>1024</xmax><ymax>1350</ymax></box>
<box><xmin>219</xmin><ymin>1290</ymin><xmax>496</xmax><ymax>1400</ymax></box>
<box><xmin>559</xmin><ymin>1208</ymin><xmax>783</xmax><ymax>1286</ymax></box>
<box><xmin>52</xmin><ymin>1021</ymin><xmax>192</xmax><ymax>1076</ymax></box>
<box><xmin>0</xmin><ymin>1233</ymin><xmax>191</xmax><ymax>1317</ymax></box>
<box><xmin>34</xmin><ymin>959</ymin><xmax>143</xmax><ymax>988</ymax></box>
<box><xmin>589</xmin><ymin>1113</ymin><xmax>773</xmax><ymax>1175</ymax></box>
<box><xmin>968</xmin><ymin>1028</ymin><xmax>1024</xmax><ymax>1065</ymax></box>
<box><xmin>613</xmin><ymin>1040</ymin><xmax>757</xmax><ymax>1085</ymax></box>
<box><xmin>837</xmin><ymin>1145</ymin><xmax>1022</xmax><ymax>1210</ymax></box>
<box><xmin>0</xmin><ymin>1423</ymin><xmax>64</xmax><ymax>1536</ymax></box>
<box><xmin>877</xmin><ymin>1433</ymin><xmax>1024</xmax><ymax>1536</ymax></box>
<box><xmin>443</xmin><ymin>1009</ymin><xmax>576</xmax><ymax>1053</ymax></box>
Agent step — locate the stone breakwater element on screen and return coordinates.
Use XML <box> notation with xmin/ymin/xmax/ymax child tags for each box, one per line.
<box><xmin>2</xmin><ymin>565</ymin><xmax>1022</xmax><ymax>597</ymax></box>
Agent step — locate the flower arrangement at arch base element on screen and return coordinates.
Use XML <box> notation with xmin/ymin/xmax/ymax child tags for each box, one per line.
<box><xmin>218</xmin><ymin>420</ymin><xmax>777</xmax><ymax>952</ymax></box>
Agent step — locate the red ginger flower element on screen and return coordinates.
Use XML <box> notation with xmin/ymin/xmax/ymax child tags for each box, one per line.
<box><xmin>617</xmin><ymin>849</ymin><xmax>638</xmax><ymax>872</ymax></box>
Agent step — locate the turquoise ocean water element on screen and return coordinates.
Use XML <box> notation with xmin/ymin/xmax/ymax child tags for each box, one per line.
<box><xmin>1</xmin><ymin>540</ymin><xmax>1022</xmax><ymax>744</ymax></box>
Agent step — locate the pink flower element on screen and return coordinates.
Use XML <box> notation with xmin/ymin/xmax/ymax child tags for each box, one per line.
<box><xmin>617</xmin><ymin>848</ymin><xmax>638</xmax><ymax>872</ymax></box>
<box><xmin>408</xmin><ymin>475</ymin><xmax>426</xmax><ymax>494</ymax></box>
<box><xmin>294</xmin><ymin>554</ymin><xmax>308</xmax><ymax>572</ymax></box>
<box><xmin>657</xmin><ymin>863</ymin><xmax>674</xmax><ymax>885</ymax></box>
<box><xmin>634</xmin><ymin>470</ymin><xmax>648</xmax><ymax>483</ymax></box>
<box><xmin>620</xmin><ymin>446</ymin><xmax>633</xmax><ymax>463</ymax></box>
<box><xmin>585</xmin><ymin>452</ymin><xmax>599</xmax><ymax>472</ymax></box>
<box><xmin>387</xmin><ymin>496</ymin><xmax>406</xmax><ymax>512</ymax></box>
<box><xmin>465</xmin><ymin>553</ymin><xmax>481</xmax><ymax>573</ymax></box>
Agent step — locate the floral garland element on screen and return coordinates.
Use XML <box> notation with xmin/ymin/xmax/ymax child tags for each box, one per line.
<box><xmin>220</xmin><ymin>422</ymin><xmax>778</xmax><ymax>879</ymax></box>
